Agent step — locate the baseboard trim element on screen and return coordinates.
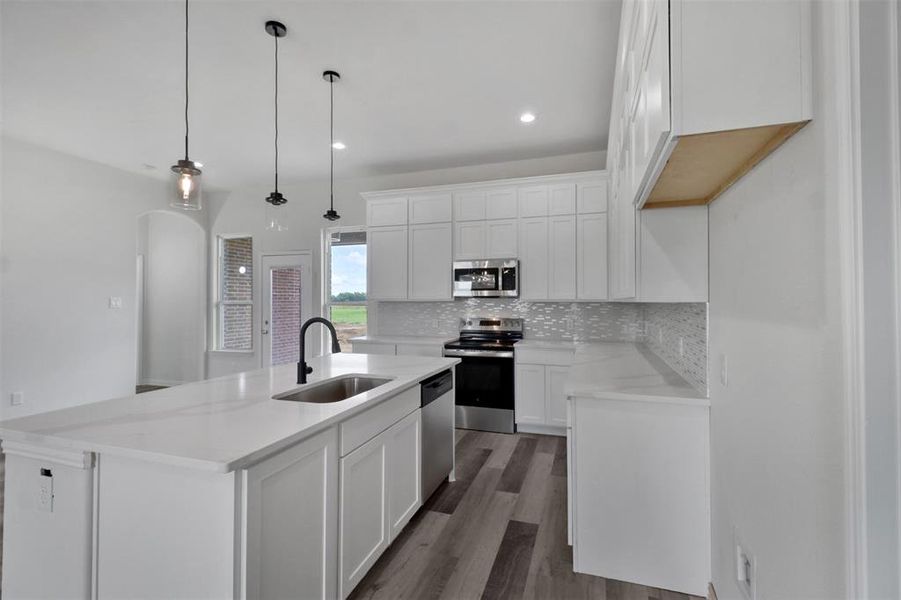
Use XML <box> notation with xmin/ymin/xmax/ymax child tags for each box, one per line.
<box><xmin>516</xmin><ymin>423</ymin><xmax>566</xmax><ymax>437</ymax></box>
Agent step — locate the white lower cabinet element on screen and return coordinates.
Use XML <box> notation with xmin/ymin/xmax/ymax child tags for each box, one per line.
<box><xmin>515</xmin><ymin>347</ymin><xmax>575</xmax><ymax>433</ymax></box>
<box><xmin>244</xmin><ymin>428</ymin><xmax>338</xmax><ymax>600</ymax></box>
<box><xmin>339</xmin><ymin>409</ymin><xmax>422</xmax><ymax>599</ymax></box>
<box><xmin>569</xmin><ymin>395</ymin><xmax>710</xmax><ymax>596</ymax></box>
<box><xmin>351</xmin><ymin>340</ymin><xmax>444</xmax><ymax>357</ymax></box>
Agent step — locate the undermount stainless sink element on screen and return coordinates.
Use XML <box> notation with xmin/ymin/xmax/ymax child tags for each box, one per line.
<box><xmin>273</xmin><ymin>375</ymin><xmax>393</xmax><ymax>404</ymax></box>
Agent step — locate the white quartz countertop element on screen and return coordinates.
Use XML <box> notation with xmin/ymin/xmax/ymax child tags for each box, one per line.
<box><xmin>514</xmin><ymin>339</ymin><xmax>578</xmax><ymax>351</ymax></box>
<box><xmin>0</xmin><ymin>354</ymin><xmax>459</xmax><ymax>473</ymax></box>
<box><xmin>350</xmin><ymin>335</ymin><xmax>457</xmax><ymax>345</ymax></box>
<box><xmin>564</xmin><ymin>342</ymin><xmax>709</xmax><ymax>407</ymax></box>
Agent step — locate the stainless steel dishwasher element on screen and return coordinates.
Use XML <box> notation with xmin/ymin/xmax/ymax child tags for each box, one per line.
<box><xmin>420</xmin><ymin>369</ymin><xmax>455</xmax><ymax>501</ymax></box>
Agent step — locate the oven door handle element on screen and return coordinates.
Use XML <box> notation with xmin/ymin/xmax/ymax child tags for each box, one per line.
<box><xmin>443</xmin><ymin>349</ymin><xmax>514</xmax><ymax>358</ymax></box>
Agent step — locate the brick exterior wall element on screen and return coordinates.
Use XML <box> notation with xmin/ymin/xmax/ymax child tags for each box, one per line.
<box><xmin>270</xmin><ymin>267</ymin><xmax>301</xmax><ymax>365</ymax></box>
<box><xmin>221</xmin><ymin>237</ymin><xmax>253</xmax><ymax>350</ymax></box>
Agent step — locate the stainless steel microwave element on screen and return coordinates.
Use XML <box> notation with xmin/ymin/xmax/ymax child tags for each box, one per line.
<box><xmin>452</xmin><ymin>259</ymin><xmax>519</xmax><ymax>298</ymax></box>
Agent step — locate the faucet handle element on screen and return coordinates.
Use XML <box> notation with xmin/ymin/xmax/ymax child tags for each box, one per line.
<box><xmin>305</xmin><ymin>366</ymin><xmax>313</xmax><ymax>375</ymax></box>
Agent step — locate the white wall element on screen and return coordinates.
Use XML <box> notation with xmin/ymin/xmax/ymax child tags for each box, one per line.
<box><xmin>707</xmin><ymin>4</ymin><xmax>847</xmax><ymax>598</ymax></box>
<box><xmin>0</xmin><ymin>138</ymin><xmax>206</xmax><ymax>418</ymax></box>
<box><xmin>207</xmin><ymin>150</ymin><xmax>605</xmax><ymax>377</ymax></box>
<box><xmin>138</xmin><ymin>211</ymin><xmax>206</xmax><ymax>387</ymax></box>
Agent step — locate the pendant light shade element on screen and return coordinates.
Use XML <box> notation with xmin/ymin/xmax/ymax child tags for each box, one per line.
<box><xmin>170</xmin><ymin>0</ymin><xmax>202</xmax><ymax>210</ymax></box>
<box><xmin>323</xmin><ymin>70</ymin><xmax>341</xmax><ymax>221</ymax></box>
<box><xmin>265</xmin><ymin>20</ymin><xmax>288</xmax><ymax>231</ymax></box>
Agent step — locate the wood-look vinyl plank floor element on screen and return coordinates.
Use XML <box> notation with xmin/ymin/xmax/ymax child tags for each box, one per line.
<box><xmin>349</xmin><ymin>431</ymin><xmax>705</xmax><ymax>600</ymax></box>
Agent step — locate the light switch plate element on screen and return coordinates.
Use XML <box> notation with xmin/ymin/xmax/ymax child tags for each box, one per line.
<box><xmin>10</xmin><ymin>391</ymin><xmax>24</xmax><ymax>406</ymax></box>
<box><xmin>108</xmin><ymin>296</ymin><xmax>123</xmax><ymax>309</ymax></box>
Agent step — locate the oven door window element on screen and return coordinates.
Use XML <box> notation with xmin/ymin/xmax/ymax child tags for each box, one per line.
<box><xmin>453</xmin><ymin>268</ymin><xmax>499</xmax><ymax>292</ymax></box>
<box><xmin>454</xmin><ymin>356</ymin><xmax>514</xmax><ymax>410</ymax></box>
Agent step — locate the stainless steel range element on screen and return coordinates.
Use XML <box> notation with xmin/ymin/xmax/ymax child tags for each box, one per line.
<box><xmin>443</xmin><ymin>317</ymin><xmax>523</xmax><ymax>434</ymax></box>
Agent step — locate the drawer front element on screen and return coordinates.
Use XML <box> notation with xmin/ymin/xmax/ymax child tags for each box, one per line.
<box><xmin>340</xmin><ymin>386</ymin><xmax>420</xmax><ymax>456</ymax></box>
<box><xmin>515</xmin><ymin>347</ymin><xmax>576</xmax><ymax>366</ymax></box>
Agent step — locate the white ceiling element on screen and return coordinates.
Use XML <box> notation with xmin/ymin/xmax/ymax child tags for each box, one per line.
<box><xmin>1</xmin><ymin>1</ymin><xmax>621</xmax><ymax>190</ymax></box>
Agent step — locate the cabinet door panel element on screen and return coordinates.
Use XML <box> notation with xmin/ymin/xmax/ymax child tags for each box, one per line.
<box><xmin>549</xmin><ymin>184</ymin><xmax>577</xmax><ymax>215</ymax></box>
<box><xmin>367</xmin><ymin>197</ymin><xmax>408</xmax><ymax>227</ymax></box>
<box><xmin>577</xmin><ymin>213</ymin><xmax>609</xmax><ymax>300</ymax></box>
<box><xmin>518</xmin><ymin>186</ymin><xmax>549</xmax><ymax>217</ymax></box>
<box><xmin>409</xmin><ymin>193</ymin><xmax>452</xmax><ymax>224</ymax></box>
<box><xmin>546</xmin><ymin>366</ymin><xmax>570</xmax><ymax>427</ymax></box>
<box><xmin>486</xmin><ymin>219</ymin><xmax>518</xmax><ymax>259</ymax></box>
<box><xmin>369</xmin><ymin>226</ymin><xmax>407</xmax><ymax>300</ymax></box>
<box><xmin>518</xmin><ymin>217</ymin><xmax>549</xmax><ymax>300</ymax></box>
<box><xmin>486</xmin><ymin>188</ymin><xmax>518</xmax><ymax>219</ymax></box>
<box><xmin>340</xmin><ymin>433</ymin><xmax>388</xmax><ymax>598</ymax></box>
<box><xmin>453</xmin><ymin>191</ymin><xmax>487</xmax><ymax>222</ymax></box>
<box><xmin>409</xmin><ymin>223</ymin><xmax>452</xmax><ymax>300</ymax></box>
<box><xmin>577</xmin><ymin>181</ymin><xmax>609</xmax><ymax>214</ymax></box>
<box><xmin>387</xmin><ymin>410</ymin><xmax>421</xmax><ymax>539</ymax></box>
<box><xmin>548</xmin><ymin>216</ymin><xmax>577</xmax><ymax>300</ymax></box>
<box><xmin>515</xmin><ymin>364</ymin><xmax>546</xmax><ymax>425</ymax></box>
<box><xmin>454</xmin><ymin>221</ymin><xmax>486</xmax><ymax>260</ymax></box>
<box><xmin>245</xmin><ymin>429</ymin><xmax>338</xmax><ymax>600</ymax></box>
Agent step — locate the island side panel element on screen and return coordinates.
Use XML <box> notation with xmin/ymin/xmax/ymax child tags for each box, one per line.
<box><xmin>97</xmin><ymin>454</ymin><xmax>235</xmax><ymax>599</ymax></box>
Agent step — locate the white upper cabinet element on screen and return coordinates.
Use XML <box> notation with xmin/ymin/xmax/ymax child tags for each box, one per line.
<box><xmin>607</xmin><ymin>0</ymin><xmax>812</xmax><ymax>210</ymax></box>
<box><xmin>485</xmin><ymin>219</ymin><xmax>518</xmax><ymax>259</ymax></box>
<box><xmin>519</xmin><ymin>186</ymin><xmax>550</xmax><ymax>218</ymax></box>
<box><xmin>454</xmin><ymin>221</ymin><xmax>486</xmax><ymax>260</ymax></box>
<box><xmin>409</xmin><ymin>223</ymin><xmax>452</xmax><ymax>300</ymax></box>
<box><xmin>548</xmin><ymin>184</ymin><xmax>577</xmax><ymax>216</ymax></box>
<box><xmin>548</xmin><ymin>215</ymin><xmax>577</xmax><ymax>300</ymax></box>
<box><xmin>485</xmin><ymin>188</ymin><xmax>518</xmax><ymax>219</ymax></box>
<box><xmin>367</xmin><ymin>197</ymin><xmax>408</xmax><ymax>227</ymax></box>
<box><xmin>408</xmin><ymin>193</ymin><xmax>452</xmax><ymax>224</ymax></box>
<box><xmin>577</xmin><ymin>213</ymin><xmax>608</xmax><ymax>301</ymax></box>
<box><xmin>519</xmin><ymin>217</ymin><xmax>549</xmax><ymax>300</ymax></box>
<box><xmin>453</xmin><ymin>191</ymin><xmax>486</xmax><ymax>222</ymax></box>
<box><xmin>577</xmin><ymin>181</ymin><xmax>609</xmax><ymax>214</ymax></box>
<box><xmin>368</xmin><ymin>226</ymin><xmax>408</xmax><ymax>301</ymax></box>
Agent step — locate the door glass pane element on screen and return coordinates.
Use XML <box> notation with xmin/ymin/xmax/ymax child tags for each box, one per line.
<box><xmin>329</xmin><ymin>240</ymin><xmax>367</xmax><ymax>352</ymax></box>
<box><xmin>329</xmin><ymin>305</ymin><xmax>367</xmax><ymax>353</ymax></box>
<box><xmin>270</xmin><ymin>266</ymin><xmax>301</xmax><ymax>365</ymax></box>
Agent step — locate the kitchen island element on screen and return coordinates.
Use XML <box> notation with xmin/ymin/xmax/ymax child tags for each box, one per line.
<box><xmin>0</xmin><ymin>353</ymin><xmax>458</xmax><ymax>600</ymax></box>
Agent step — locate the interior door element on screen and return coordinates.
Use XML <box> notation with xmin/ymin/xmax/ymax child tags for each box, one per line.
<box><xmin>261</xmin><ymin>253</ymin><xmax>313</xmax><ymax>367</ymax></box>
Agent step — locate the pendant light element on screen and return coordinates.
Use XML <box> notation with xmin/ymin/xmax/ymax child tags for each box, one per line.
<box><xmin>322</xmin><ymin>70</ymin><xmax>341</xmax><ymax>221</ymax></box>
<box><xmin>264</xmin><ymin>20</ymin><xmax>288</xmax><ymax>231</ymax></box>
<box><xmin>170</xmin><ymin>0</ymin><xmax>202</xmax><ymax>210</ymax></box>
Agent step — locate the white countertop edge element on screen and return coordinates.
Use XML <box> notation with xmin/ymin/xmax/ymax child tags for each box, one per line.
<box><xmin>565</xmin><ymin>389</ymin><xmax>710</xmax><ymax>408</ymax></box>
<box><xmin>350</xmin><ymin>335</ymin><xmax>458</xmax><ymax>345</ymax></box>
<box><xmin>0</xmin><ymin>359</ymin><xmax>461</xmax><ymax>474</ymax></box>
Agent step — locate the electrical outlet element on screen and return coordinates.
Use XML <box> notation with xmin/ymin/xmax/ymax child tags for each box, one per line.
<box><xmin>720</xmin><ymin>354</ymin><xmax>729</xmax><ymax>387</ymax></box>
<box><xmin>678</xmin><ymin>337</ymin><xmax>684</xmax><ymax>358</ymax></box>
<box><xmin>431</xmin><ymin>319</ymin><xmax>440</xmax><ymax>331</ymax></box>
<box><xmin>10</xmin><ymin>391</ymin><xmax>24</xmax><ymax>406</ymax></box>
<box><xmin>38</xmin><ymin>468</ymin><xmax>53</xmax><ymax>513</ymax></box>
<box><xmin>108</xmin><ymin>296</ymin><xmax>123</xmax><ymax>309</ymax></box>
<box><xmin>734</xmin><ymin>529</ymin><xmax>757</xmax><ymax>600</ymax></box>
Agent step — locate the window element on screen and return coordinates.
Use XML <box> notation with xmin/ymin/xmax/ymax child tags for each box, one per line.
<box><xmin>216</xmin><ymin>236</ymin><xmax>253</xmax><ymax>351</ymax></box>
<box><xmin>324</xmin><ymin>229</ymin><xmax>367</xmax><ymax>352</ymax></box>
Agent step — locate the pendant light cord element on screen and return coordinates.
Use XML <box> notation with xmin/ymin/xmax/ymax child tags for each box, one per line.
<box><xmin>329</xmin><ymin>76</ymin><xmax>334</xmax><ymax>210</ymax></box>
<box><xmin>184</xmin><ymin>0</ymin><xmax>189</xmax><ymax>160</ymax></box>
<box><xmin>274</xmin><ymin>33</ymin><xmax>279</xmax><ymax>192</ymax></box>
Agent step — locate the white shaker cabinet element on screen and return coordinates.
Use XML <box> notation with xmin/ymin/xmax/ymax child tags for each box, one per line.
<box><xmin>514</xmin><ymin>364</ymin><xmax>546</xmax><ymax>425</ymax></box>
<box><xmin>518</xmin><ymin>217</ymin><xmax>549</xmax><ymax>300</ymax></box>
<box><xmin>244</xmin><ymin>429</ymin><xmax>338</xmax><ymax>600</ymax></box>
<box><xmin>485</xmin><ymin>188</ymin><xmax>518</xmax><ymax>219</ymax></box>
<box><xmin>339</xmin><ymin>409</ymin><xmax>422</xmax><ymax>599</ymax></box>
<box><xmin>548</xmin><ymin>215</ymin><xmax>577</xmax><ymax>300</ymax></box>
<box><xmin>367</xmin><ymin>197</ymin><xmax>408</xmax><ymax>227</ymax></box>
<box><xmin>454</xmin><ymin>220</ymin><xmax>486</xmax><ymax>260</ymax></box>
<box><xmin>408</xmin><ymin>193</ymin><xmax>452</xmax><ymax>224</ymax></box>
<box><xmin>545</xmin><ymin>366</ymin><xmax>570</xmax><ymax>428</ymax></box>
<box><xmin>485</xmin><ymin>219</ymin><xmax>518</xmax><ymax>258</ymax></box>
<box><xmin>577</xmin><ymin>213</ymin><xmax>608</xmax><ymax>300</ymax></box>
<box><xmin>519</xmin><ymin>186</ymin><xmax>549</xmax><ymax>217</ymax></box>
<box><xmin>453</xmin><ymin>190</ymin><xmax>486</xmax><ymax>222</ymax></box>
<box><xmin>549</xmin><ymin>183</ymin><xmax>577</xmax><ymax>216</ymax></box>
<box><xmin>368</xmin><ymin>226</ymin><xmax>408</xmax><ymax>300</ymax></box>
<box><xmin>409</xmin><ymin>222</ymin><xmax>452</xmax><ymax>300</ymax></box>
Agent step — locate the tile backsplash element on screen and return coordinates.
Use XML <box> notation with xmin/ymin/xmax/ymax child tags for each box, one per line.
<box><xmin>375</xmin><ymin>299</ymin><xmax>708</xmax><ymax>394</ymax></box>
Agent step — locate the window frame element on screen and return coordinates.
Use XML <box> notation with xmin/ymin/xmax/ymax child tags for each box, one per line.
<box><xmin>214</xmin><ymin>234</ymin><xmax>255</xmax><ymax>353</ymax></box>
<box><xmin>322</xmin><ymin>226</ymin><xmax>368</xmax><ymax>352</ymax></box>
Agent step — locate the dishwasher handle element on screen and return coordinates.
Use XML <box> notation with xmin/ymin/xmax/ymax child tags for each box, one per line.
<box><xmin>421</xmin><ymin>369</ymin><xmax>453</xmax><ymax>407</ymax></box>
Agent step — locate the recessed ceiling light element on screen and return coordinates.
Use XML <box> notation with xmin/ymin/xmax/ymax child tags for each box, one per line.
<box><xmin>520</xmin><ymin>112</ymin><xmax>536</xmax><ymax>124</ymax></box>
<box><xmin>332</xmin><ymin>141</ymin><xmax>346</xmax><ymax>150</ymax></box>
